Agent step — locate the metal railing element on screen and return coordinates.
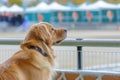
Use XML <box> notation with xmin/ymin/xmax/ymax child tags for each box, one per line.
<box><xmin>0</xmin><ymin>38</ymin><xmax>120</xmax><ymax>80</ymax></box>
<box><xmin>1</xmin><ymin>38</ymin><xmax>120</xmax><ymax>47</ymax></box>
<box><xmin>55</xmin><ymin>69</ymin><xmax>120</xmax><ymax>80</ymax></box>
<box><xmin>1</xmin><ymin>38</ymin><xmax>120</xmax><ymax>69</ymax></box>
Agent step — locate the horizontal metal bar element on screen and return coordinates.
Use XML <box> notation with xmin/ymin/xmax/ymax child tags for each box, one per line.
<box><xmin>0</xmin><ymin>38</ymin><xmax>23</xmax><ymax>45</ymax></box>
<box><xmin>59</xmin><ymin>38</ymin><xmax>120</xmax><ymax>47</ymax></box>
<box><xmin>55</xmin><ymin>69</ymin><xmax>120</xmax><ymax>76</ymax></box>
<box><xmin>0</xmin><ymin>38</ymin><xmax>120</xmax><ymax>47</ymax></box>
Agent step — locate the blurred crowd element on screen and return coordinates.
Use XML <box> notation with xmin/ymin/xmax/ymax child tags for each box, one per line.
<box><xmin>0</xmin><ymin>12</ymin><xmax>25</xmax><ymax>26</ymax></box>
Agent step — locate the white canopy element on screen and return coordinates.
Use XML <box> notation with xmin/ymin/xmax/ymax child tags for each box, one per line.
<box><xmin>78</xmin><ymin>0</ymin><xmax>117</xmax><ymax>10</ymax></box>
<box><xmin>89</xmin><ymin>0</ymin><xmax>117</xmax><ymax>9</ymax></box>
<box><xmin>78</xmin><ymin>2</ymin><xmax>99</xmax><ymax>10</ymax></box>
<box><xmin>8</xmin><ymin>4</ymin><xmax>24</xmax><ymax>12</ymax></box>
<box><xmin>26</xmin><ymin>6</ymin><xmax>36</xmax><ymax>12</ymax></box>
<box><xmin>35</xmin><ymin>2</ymin><xmax>50</xmax><ymax>11</ymax></box>
<box><xmin>0</xmin><ymin>5</ymin><xmax>8</xmax><ymax>12</ymax></box>
<box><xmin>49</xmin><ymin>2</ymin><xmax>71</xmax><ymax>11</ymax></box>
<box><xmin>117</xmin><ymin>4</ymin><xmax>120</xmax><ymax>7</ymax></box>
<box><xmin>27</xmin><ymin>2</ymin><xmax>71</xmax><ymax>12</ymax></box>
<box><xmin>26</xmin><ymin>2</ymin><xmax>50</xmax><ymax>12</ymax></box>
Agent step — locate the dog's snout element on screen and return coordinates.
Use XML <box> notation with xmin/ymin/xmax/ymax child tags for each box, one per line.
<box><xmin>64</xmin><ymin>29</ymin><xmax>67</xmax><ymax>32</ymax></box>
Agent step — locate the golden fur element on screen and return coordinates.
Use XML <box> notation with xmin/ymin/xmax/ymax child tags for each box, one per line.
<box><xmin>0</xmin><ymin>22</ymin><xmax>67</xmax><ymax>80</ymax></box>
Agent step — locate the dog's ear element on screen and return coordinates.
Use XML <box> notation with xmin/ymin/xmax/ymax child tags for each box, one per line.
<box><xmin>24</xmin><ymin>24</ymin><xmax>52</xmax><ymax>46</ymax></box>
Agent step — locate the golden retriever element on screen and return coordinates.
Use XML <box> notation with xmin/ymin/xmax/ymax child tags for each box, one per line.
<box><xmin>0</xmin><ymin>22</ymin><xmax>67</xmax><ymax>80</ymax></box>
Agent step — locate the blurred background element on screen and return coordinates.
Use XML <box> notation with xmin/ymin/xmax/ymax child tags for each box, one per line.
<box><xmin>0</xmin><ymin>0</ymin><xmax>120</xmax><ymax>38</ymax></box>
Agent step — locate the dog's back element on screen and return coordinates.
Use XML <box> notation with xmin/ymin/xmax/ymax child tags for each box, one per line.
<box><xmin>0</xmin><ymin>58</ymin><xmax>19</xmax><ymax>80</ymax></box>
<box><xmin>0</xmin><ymin>50</ymin><xmax>52</xmax><ymax>80</ymax></box>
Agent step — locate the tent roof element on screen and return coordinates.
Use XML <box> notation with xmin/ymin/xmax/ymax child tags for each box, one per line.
<box><xmin>78</xmin><ymin>2</ymin><xmax>99</xmax><ymax>10</ymax></box>
<box><xmin>117</xmin><ymin>4</ymin><xmax>120</xmax><ymax>8</ymax></box>
<box><xmin>35</xmin><ymin>2</ymin><xmax>50</xmax><ymax>11</ymax></box>
<box><xmin>26</xmin><ymin>2</ymin><xmax>50</xmax><ymax>12</ymax></box>
<box><xmin>78</xmin><ymin>0</ymin><xmax>117</xmax><ymax>10</ymax></box>
<box><xmin>49</xmin><ymin>2</ymin><xmax>71</xmax><ymax>11</ymax></box>
<box><xmin>0</xmin><ymin>5</ymin><xmax>8</xmax><ymax>12</ymax></box>
<box><xmin>8</xmin><ymin>4</ymin><xmax>24</xmax><ymax>12</ymax></box>
<box><xmin>26</xmin><ymin>6</ymin><xmax>35</xmax><ymax>12</ymax></box>
<box><xmin>90</xmin><ymin>0</ymin><xmax>117</xmax><ymax>9</ymax></box>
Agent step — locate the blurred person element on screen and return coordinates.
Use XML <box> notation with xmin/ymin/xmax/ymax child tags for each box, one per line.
<box><xmin>38</xmin><ymin>13</ymin><xmax>44</xmax><ymax>22</ymax></box>
<box><xmin>86</xmin><ymin>11</ymin><xmax>92</xmax><ymax>22</ymax></box>
<box><xmin>4</xmin><ymin>12</ymin><xmax>10</xmax><ymax>22</ymax></box>
<box><xmin>0</xmin><ymin>12</ymin><xmax>11</xmax><ymax>31</ymax></box>
<box><xmin>107</xmin><ymin>10</ymin><xmax>114</xmax><ymax>22</ymax></box>
<box><xmin>1</xmin><ymin>12</ymin><xmax>6</xmax><ymax>22</ymax></box>
<box><xmin>72</xmin><ymin>11</ymin><xmax>78</xmax><ymax>23</ymax></box>
<box><xmin>15</xmin><ymin>14</ymin><xmax>29</xmax><ymax>32</ymax></box>
<box><xmin>0</xmin><ymin>13</ymin><xmax>4</xmax><ymax>21</ymax></box>
<box><xmin>7</xmin><ymin>13</ymin><xmax>13</xmax><ymax>26</ymax></box>
<box><xmin>9</xmin><ymin>13</ymin><xmax>18</xmax><ymax>26</ymax></box>
<box><xmin>58</xmin><ymin>12</ymin><xmax>64</xmax><ymax>23</ymax></box>
<box><xmin>16</xmin><ymin>14</ymin><xmax>24</xmax><ymax>26</ymax></box>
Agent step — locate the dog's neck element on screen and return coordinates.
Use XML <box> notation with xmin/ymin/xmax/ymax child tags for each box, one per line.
<box><xmin>28</xmin><ymin>46</ymin><xmax>48</xmax><ymax>57</ymax></box>
<box><xmin>21</xmin><ymin>39</ymin><xmax>56</xmax><ymax>66</ymax></box>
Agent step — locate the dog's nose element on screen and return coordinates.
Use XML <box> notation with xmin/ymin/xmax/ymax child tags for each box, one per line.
<box><xmin>64</xmin><ymin>29</ymin><xmax>67</xmax><ymax>32</ymax></box>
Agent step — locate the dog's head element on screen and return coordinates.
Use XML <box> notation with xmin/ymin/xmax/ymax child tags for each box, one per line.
<box><xmin>24</xmin><ymin>22</ymin><xmax>67</xmax><ymax>46</ymax></box>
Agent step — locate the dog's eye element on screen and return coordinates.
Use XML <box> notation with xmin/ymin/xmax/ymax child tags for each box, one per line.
<box><xmin>51</xmin><ymin>28</ymin><xmax>54</xmax><ymax>30</ymax></box>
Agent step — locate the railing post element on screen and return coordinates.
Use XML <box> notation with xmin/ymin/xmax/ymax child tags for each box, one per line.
<box><xmin>77</xmin><ymin>46</ymin><xmax>82</xmax><ymax>70</ymax></box>
<box><xmin>76</xmin><ymin>38</ymin><xmax>83</xmax><ymax>70</ymax></box>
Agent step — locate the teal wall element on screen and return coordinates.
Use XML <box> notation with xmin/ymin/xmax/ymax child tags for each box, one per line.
<box><xmin>26</xmin><ymin>9</ymin><xmax>119</xmax><ymax>24</ymax></box>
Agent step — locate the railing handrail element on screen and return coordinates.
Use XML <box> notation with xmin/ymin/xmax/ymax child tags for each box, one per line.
<box><xmin>55</xmin><ymin>69</ymin><xmax>120</xmax><ymax>76</ymax></box>
<box><xmin>0</xmin><ymin>38</ymin><xmax>120</xmax><ymax>47</ymax></box>
<box><xmin>55</xmin><ymin>69</ymin><xmax>120</xmax><ymax>80</ymax></box>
